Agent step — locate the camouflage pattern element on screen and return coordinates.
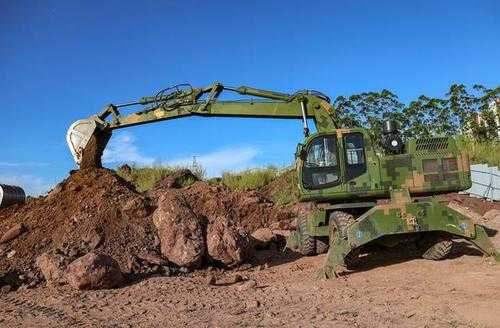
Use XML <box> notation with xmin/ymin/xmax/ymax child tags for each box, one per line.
<box><xmin>296</xmin><ymin>129</ymin><xmax>471</xmax><ymax>202</ymax></box>
<box><xmin>317</xmin><ymin>189</ymin><xmax>500</xmax><ymax>278</ymax></box>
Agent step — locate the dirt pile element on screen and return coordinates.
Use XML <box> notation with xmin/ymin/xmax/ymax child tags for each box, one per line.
<box><xmin>0</xmin><ymin>168</ymin><xmax>156</xmax><ymax>275</ymax></box>
<box><xmin>0</xmin><ymin>168</ymin><xmax>295</xmax><ymax>291</ymax></box>
<box><xmin>180</xmin><ymin>182</ymin><xmax>295</xmax><ymax>233</ymax></box>
<box><xmin>151</xmin><ymin>178</ymin><xmax>294</xmax><ymax>268</ymax></box>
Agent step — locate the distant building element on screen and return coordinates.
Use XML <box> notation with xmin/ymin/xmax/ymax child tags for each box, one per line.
<box><xmin>473</xmin><ymin>98</ymin><xmax>500</xmax><ymax>138</ymax></box>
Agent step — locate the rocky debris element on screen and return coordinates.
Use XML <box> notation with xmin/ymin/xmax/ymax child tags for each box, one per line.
<box><xmin>0</xmin><ymin>167</ymin><xmax>296</xmax><ymax>290</ymax></box>
<box><xmin>0</xmin><ymin>168</ymin><xmax>157</xmax><ymax>274</ymax></box>
<box><xmin>126</xmin><ymin>255</ymin><xmax>167</xmax><ymax>280</ymax></box>
<box><xmin>0</xmin><ymin>268</ymin><xmax>42</xmax><ymax>292</ymax></box>
<box><xmin>245</xmin><ymin>299</ymin><xmax>260</xmax><ymax>309</ymax></box>
<box><xmin>180</xmin><ymin>182</ymin><xmax>295</xmax><ymax>234</ymax></box>
<box><xmin>153</xmin><ymin>192</ymin><xmax>206</xmax><ymax>269</ymax></box>
<box><xmin>232</xmin><ymin>274</ymin><xmax>244</xmax><ymax>283</ymax></box>
<box><xmin>251</xmin><ymin>228</ymin><xmax>276</xmax><ymax>249</ymax></box>
<box><xmin>439</xmin><ymin>193</ymin><xmax>499</xmax><ymax>216</ymax></box>
<box><xmin>121</xmin><ymin>197</ymin><xmax>151</xmax><ymax>218</ymax></box>
<box><xmin>483</xmin><ymin>209</ymin><xmax>500</xmax><ymax>221</ymax></box>
<box><xmin>207</xmin><ymin>275</ymin><xmax>217</xmax><ymax>285</ymax></box>
<box><xmin>83</xmin><ymin>230</ymin><xmax>103</xmax><ymax>250</ymax></box>
<box><xmin>237</xmin><ymin>279</ymin><xmax>257</xmax><ymax>291</ymax></box>
<box><xmin>66</xmin><ymin>252</ymin><xmax>124</xmax><ymax>290</ymax></box>
<box><xmin>36</xmin><ymin>252</ymin><xmax>66</xmax><ymax>285</ymax></box>
<box><xmin>0</xmin><ymin>223</ymin><xmax>25</xmax><ymax>244</ymax></box>
<box><xmin>135</xmin><ymin>250</ymin><xmax>167</xmax><ymax>266</ymax></box>
<box><xmin>206</xmin><ymin>217</ymin><xmax>250</xmax><ymax>267</ymax></box>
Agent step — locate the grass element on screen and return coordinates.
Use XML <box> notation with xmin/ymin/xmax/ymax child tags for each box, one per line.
<box><xmin>220</xmin><ymin>166</ymin><xmax>298</xmax><ymax>205</ymax></box>
<box><xmin>457</xmin><ymin>137</ymin><xmax>500</xmax><ymax>167</ymax></box>
<box><xmin>220</xmin><ymin>166</ymin><xmax>281</xmax><ymax>191</ymax></box>
<box><xmin>116</xmin><ymin>165</ymin><xmax>203</xmax><ymax>192</ymax></box>
<box><xmin>264</xmin><ymin>168</ymin><xmax>299</xmax><ymax>206</ymax></box>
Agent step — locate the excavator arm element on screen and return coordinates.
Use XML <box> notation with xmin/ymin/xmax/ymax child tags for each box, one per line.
<box><xmin>67</xmin><ymin>82</ymin><xmax>337</xmax><ymax>167</ymax></box>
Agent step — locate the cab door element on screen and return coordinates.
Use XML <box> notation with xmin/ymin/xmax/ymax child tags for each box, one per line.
<box><xmin>342</xmin><ymin>132</ymin><xmax>371</xmax><ymax>192</ymax></box>
<box><xmin>301</xmin><ymin>134</ymin><xmax>343</xmax><ymax>190</ymax></box>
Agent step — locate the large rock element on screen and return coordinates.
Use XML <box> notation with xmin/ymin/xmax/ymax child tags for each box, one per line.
<box><xmin>153</xmin><ymin>192</ymin><xmax>206</xmax><ymax>269</ymax></box>
<box><xmin>207</xmin><ymin>216</ymin><xmax>250</xmax><ymax>266</ymax></box>
<box><xmin>251</xmin><ymin>227</ymin><xmax>275</xmax><ymax>249</ymax></box>
<box><xmin>36</xmin><ymin>252</ymin><xmax>66</xmax><ymax>285</ymax></box>
<box><xmin>66</xmin><ymin>252</ymin><xmax>124</xmax><ymax>290</ymax></box>
<box><xmin>0</xmin><ymin>223</ymin><xmax>25</xmax><ymax>244</ymax></box>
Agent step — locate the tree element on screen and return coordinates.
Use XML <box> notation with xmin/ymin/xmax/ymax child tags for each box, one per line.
<box><xmin>333</xmin><ymin>84</ymin><xmax>499</xmax><ymax>144</ymax></box>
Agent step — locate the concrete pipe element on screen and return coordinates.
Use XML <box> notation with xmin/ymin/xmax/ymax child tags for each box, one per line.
<box><xmin>0</xmin><ymin>184</ymin><xmax>26</xmax><ymax>208</ymax></box>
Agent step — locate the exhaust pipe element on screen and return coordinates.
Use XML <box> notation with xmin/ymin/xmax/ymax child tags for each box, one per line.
<box><xmin>0</xmin><ymin>184</ymin><xmax>26</xmax><ymax>208</ymax></box>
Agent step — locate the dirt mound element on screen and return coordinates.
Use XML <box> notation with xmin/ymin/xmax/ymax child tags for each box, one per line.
<box><xmin>0</xmin><ymin>168</ymin><xmax>156</xmax><ymax>275</ymax></box>
<box><xmin>150</xmin><ymin>181</ymin><xmax>294</xmax><ymax>268</ymax></box>
<box><xmin>439</xmin><ymin>193</ymin><xmax>500</xmax><ymax>215</ymax></box>
<box><xmin>181</xmin><ymin>182</ymin><xmax>295</xmax><ymax>233</ymax></box>
<box><xmin>0</xmin><ymin>168</ymin><xmax>295</xmax><ymax>291</ymax></box>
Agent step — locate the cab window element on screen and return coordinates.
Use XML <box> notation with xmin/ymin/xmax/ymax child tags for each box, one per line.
<box><xmin>344</xmin><ymin>133</ymin><xmax>366</xmax><ymax>180</ymax></box>
<box><xmin>302</xmin><ymin>135</ymin><xmax>340</xmax><ymax>189</ymax></box>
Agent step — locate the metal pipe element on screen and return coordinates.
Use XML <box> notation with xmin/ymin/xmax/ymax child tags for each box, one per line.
<box><xmin>300</xmin><ymin>100</ymin><xmax>310</xmax><ymax>137</ymax></box>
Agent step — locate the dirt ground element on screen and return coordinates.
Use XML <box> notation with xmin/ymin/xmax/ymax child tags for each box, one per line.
<box><xmin>1</xmin><ymin>244</ymin><xmax>499</xmax><ymax>328</ymax></box>
<box><xmin>1</xmin><ymin>166</ymin><xmax>499</xmax><ymax>327</ymax></box>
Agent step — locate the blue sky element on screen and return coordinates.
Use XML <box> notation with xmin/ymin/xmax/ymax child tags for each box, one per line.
<box><xmin>1</xmin><ymin>0</ymin><xmax>499</xmax><ymax>195</ymax></box>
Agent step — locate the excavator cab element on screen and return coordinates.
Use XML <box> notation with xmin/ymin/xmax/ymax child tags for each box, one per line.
<box><xmin>296</xmin><ymin>128</ymin><xmax>375</xmax><ymax>201</ymax></box>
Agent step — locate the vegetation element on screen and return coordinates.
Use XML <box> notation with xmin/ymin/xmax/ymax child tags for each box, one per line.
<box><xmin>220</xmin><ymin>166</ymin><xmax>281</xmax><ymax>191</ymax></box>
<box><xmin>457</xmin><ymin>137</ymin><xmax>500</xmax><ymax>167</ymax></box>
<box><xmin>264</xmin><ymin>168</ymin><xmax>299</xmax><ymax>206</ymax></box>
<box><xmin>117</xmin><ymin>164</ymin><xmax>203</xmax><ymax>192</ymax></box>
<box><xmin>220</xmin><ymin>166</ymin><xmax>298</xmax><ymax>205</ymax></box>
<box><xmin>334</xmin><ymin>84</ymin><xmax>499</xmax><ymax>165</ymax></box>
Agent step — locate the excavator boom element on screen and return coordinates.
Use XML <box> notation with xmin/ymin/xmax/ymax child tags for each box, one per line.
<box><xmin>67</xmin><ymin>82</ymin><xmax>337</xmax><ymax>166</ymax></box>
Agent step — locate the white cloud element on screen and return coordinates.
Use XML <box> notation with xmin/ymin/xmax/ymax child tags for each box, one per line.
<box><xmin>101</xmin><ymin>131</ymin><xmax>260</xmax><ymax>177</ymax></box>
<box><xmin>102</xmin><ymin>132</ymin><xmax>155</xmax><ymax>166</ymax></box>
<box><xmin>167</xmin><ymin>146</ymin><xmax>260</xmax><ymax>177</ymax></box>
<box><xmin>0</xmin><ymin>174</ymin><xmax>52</xmax><ymax>196</ymax></box>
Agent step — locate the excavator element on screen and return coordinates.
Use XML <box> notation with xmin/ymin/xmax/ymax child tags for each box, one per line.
<box><xmin>67</xmin><ymin>82</ymin><xmax>499</xmax><ymax>277</ymax></box>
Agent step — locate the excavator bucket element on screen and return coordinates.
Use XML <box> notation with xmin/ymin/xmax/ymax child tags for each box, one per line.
<box><xmin>66</xmin><ymin>119</ymin><xmax>98</xmax><ymax>165</ymax></box>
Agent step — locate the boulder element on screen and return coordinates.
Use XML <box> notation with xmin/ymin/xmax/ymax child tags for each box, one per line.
<box><xmin>66</xmin><ymin>252</ymin><xmax>124</xmax><ymax>290</ymax></box>
<box><xmin>153</xmin><ymin>192</ymin><xmax>205</xmax><ymax>269</ymax></box>
<box><xmin>36</xmin><ymin>252</ymin><xmax>66</xmax><ymax>285</ymax></box>
<box><xmin>250</xmin><ymin>228</ymin><xmax>275</xmax><ymax>249</ymax></box>
<box><xmin>0</xmin><ymin>223</ymin><xmax>25</xmax><ymax>244</ymax></box>
<box><xmin>207</xmin><ymin>216</ymin><xmax>250</xmax><ymax>266</ymax></box>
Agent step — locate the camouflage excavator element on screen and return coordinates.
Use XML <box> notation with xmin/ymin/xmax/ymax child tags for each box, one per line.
<box><xmin>67</xmin><ymin>82</ymin><xmax>499</xmax><ymax>278</ymax></box>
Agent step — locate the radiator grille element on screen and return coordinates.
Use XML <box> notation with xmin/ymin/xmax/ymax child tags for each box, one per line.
<box><xmin>415</xmin><ymin>137</ymin><xmax>449</xmax><ymax>152</ymax></box>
